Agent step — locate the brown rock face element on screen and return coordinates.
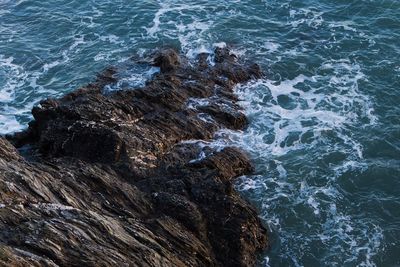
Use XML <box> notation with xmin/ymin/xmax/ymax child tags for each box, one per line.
<box><xmin>1</xmin><ymin>47</ymin><xmax>268</xmax><ymax>267</ymax></box>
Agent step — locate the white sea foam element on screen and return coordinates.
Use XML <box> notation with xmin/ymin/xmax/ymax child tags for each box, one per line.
<box><xmin>289</xmin><ymin>8</ymin><xmax>324</xmax><ymax>29</ymax></box>
<box><xmin>99</xmin><ymin>34</ymin><xmax>123</xmax><ymax>45</ymax></box>
<box><xmin>212</xmin><ymin>55</ymin><xmax>380</xmax><ymax>266</ymax></box>
<box><xmin>329</xmin><ymin>20</ymin><xmax>358</xmax><ymax>32</ymax></box>
<box><xmin>0</xmin><ymin>114</ymin><xmax>25</xmax><ymax>134</ymax></box>
<box><xmin>0</xmin><ymin>32</ymin><xmax>93</xmax><ymax>134</ymax></box>
<box><xmin>146</xmin><ymin>3</ymin><xmax>207</xmax><ymax>38</ymax></box>
<box><xmin>104</xmin><ymin>66</ymin><xmax>160</xmax><ymax>92</ymax></box>
<box><xmin>225</xmin><ymin>59</ymin><xmax>377</xmax><ymax>159</ymax></box>
<box><xmin>263</xmin><ymin>41</ymin><xmax>281</xmax><ymax>53</ymax></box>
<box><xmin>145</xmin><ymin>1</ymin><xmax>216</xmax><ymax>60</ymax></box>
<box><xmin>0</xmin><ymin>55</ymin><xmax>26</xmax><ymax>103</ymax></box>
<box><xmin>186</xmin><ymin>98</ymin><xmax>210</xmax><ymax>110</ymax></box>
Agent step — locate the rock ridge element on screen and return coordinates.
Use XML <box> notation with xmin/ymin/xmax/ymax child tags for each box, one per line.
<box><xmin>0</xmin><ymin>47</ymin><xmax>268</xmax><ymax>267</ymax></box>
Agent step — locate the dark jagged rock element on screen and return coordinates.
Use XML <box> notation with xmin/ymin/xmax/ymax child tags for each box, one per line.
<box><xmin>1</xmin><ymin>47</ymin><xmax>268</xmax><ymax>267</ymax></box>
<box><xmin>153</xmin><ymin>49</ymin><xmax>181</xmax><ymax>73</ymax></box>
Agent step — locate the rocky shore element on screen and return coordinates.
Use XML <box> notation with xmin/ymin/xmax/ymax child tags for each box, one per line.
<box><xmin>0</xmin><ymin>47</ymin><xmax>268</xmax><ymax>266</ymax></box>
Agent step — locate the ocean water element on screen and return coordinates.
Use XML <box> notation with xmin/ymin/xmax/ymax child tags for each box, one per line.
<box><xmin>1</xmin><ymin>0</ymin><xmax>399</xmax><ymax>266</ymax></box>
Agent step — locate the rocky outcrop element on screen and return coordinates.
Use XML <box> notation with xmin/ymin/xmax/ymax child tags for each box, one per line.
<box><xmin>0</xmin><ymin>47</ymin><xmax>268</xmax><ymax>267</ymax></box>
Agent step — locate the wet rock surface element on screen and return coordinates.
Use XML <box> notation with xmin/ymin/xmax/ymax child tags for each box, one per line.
<box><xmin>0</xmin><ymin>47</ymin><xmax>268</xmax><ymax>266</ymax></box>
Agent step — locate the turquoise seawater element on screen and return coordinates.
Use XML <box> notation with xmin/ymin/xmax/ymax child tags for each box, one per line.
<box><xmin>1</xmin><ymin>0</ymin><xmax>399</xmax><ymax>266</ymax></box>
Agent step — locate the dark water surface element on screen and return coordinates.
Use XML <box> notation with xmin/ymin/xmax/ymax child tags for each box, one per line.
<box><xmin>1</xmin><ymin>0</ymin><xmax>399</xmax><ymax>266</ymax></box>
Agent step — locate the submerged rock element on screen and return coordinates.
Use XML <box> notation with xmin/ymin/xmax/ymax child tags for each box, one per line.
<box><xmin>1</xmin><ymin>47</ymin><xmax>267</xmax><ymax>266</ymax></box>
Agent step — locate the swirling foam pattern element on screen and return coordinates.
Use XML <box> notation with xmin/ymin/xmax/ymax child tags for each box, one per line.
<box><xmin>1</xmin><ymin>0</ymin><xmax>399</xmax><ymax>266</ymax></box>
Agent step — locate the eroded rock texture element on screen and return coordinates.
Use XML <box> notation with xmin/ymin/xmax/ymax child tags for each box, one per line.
<box><xmin>0</xmin><ymin>47</ymin><xmax>267</xmax><ymax>267</ymax></box>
